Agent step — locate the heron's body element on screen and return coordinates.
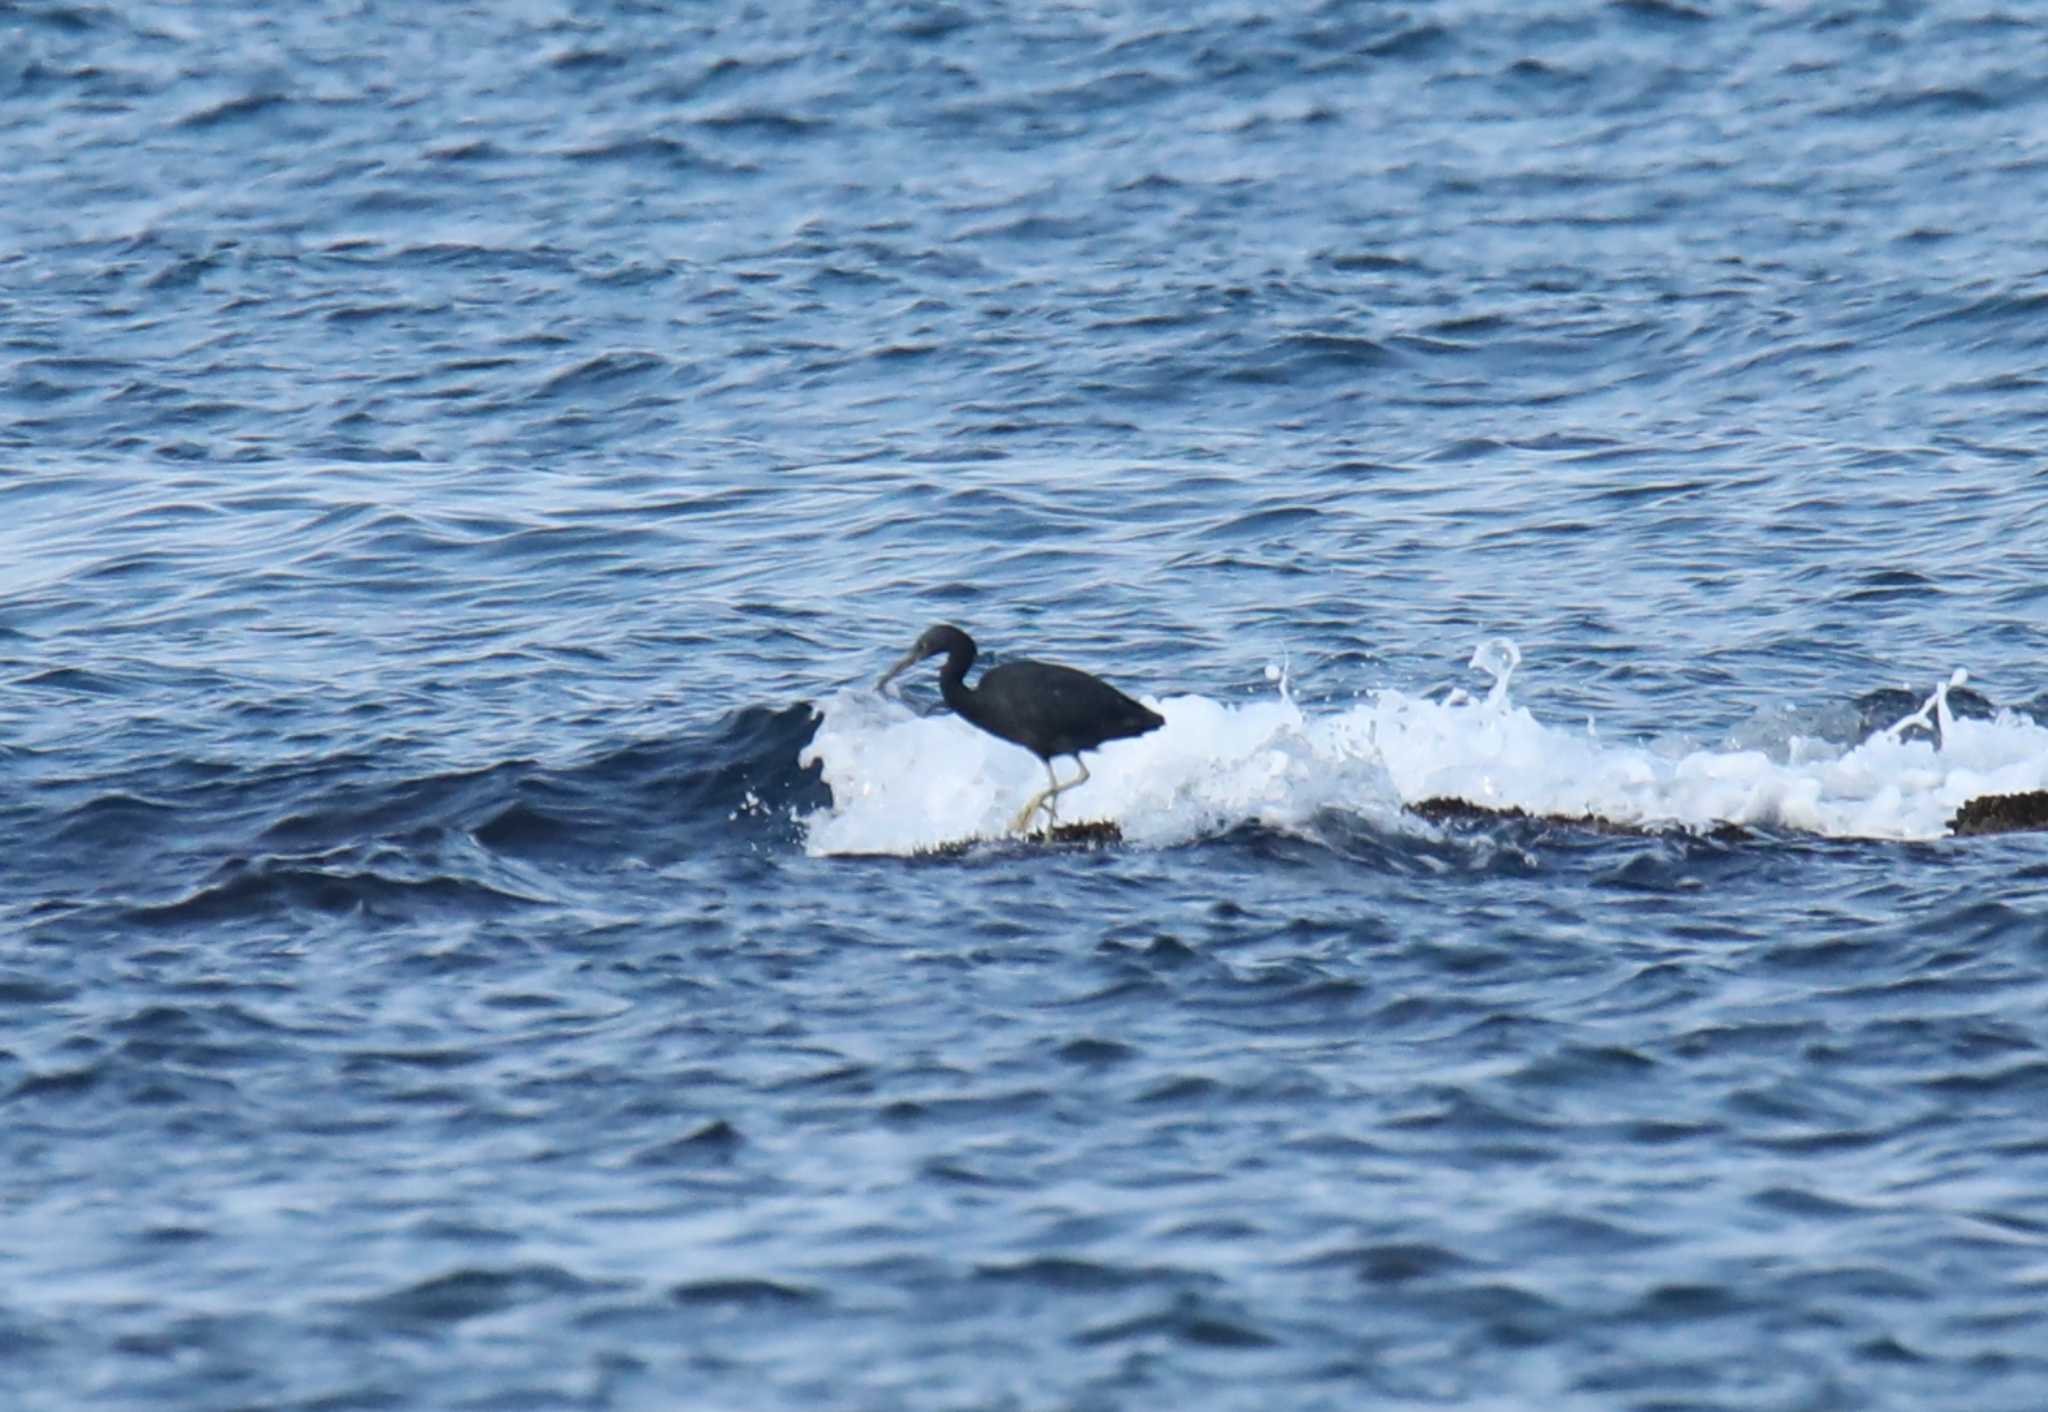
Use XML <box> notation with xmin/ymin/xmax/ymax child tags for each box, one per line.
<box><xmin>878</xmin><ymin>624</ymin><xmax>1165</xmax><ymax>833</ymax></box>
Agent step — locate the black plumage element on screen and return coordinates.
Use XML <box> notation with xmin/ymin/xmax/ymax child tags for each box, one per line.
<box><xmin>877</xmin><ymin>624</ymin><xmax>1165</xmax><ymax>832</ymax></box>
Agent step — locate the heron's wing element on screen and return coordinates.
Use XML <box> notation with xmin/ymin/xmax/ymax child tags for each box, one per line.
<box><xmin>975</xmin><ymin>660</ymin><xmax>1158</xmax><ymax>756</ymax></box>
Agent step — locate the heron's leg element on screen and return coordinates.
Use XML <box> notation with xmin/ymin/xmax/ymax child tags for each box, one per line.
<box><xmin>1010</xmin><ymin>757</ymin><xmax>1089</xmax><ymax>834</ymax></box>
<box><xmin>1011</xmin><ymin>759</ymin><xmax>1062</xmax><ymax>834</ymax></box>
<box><xmin>1045</xmin><ymin>756</ymin><xmax>1089</xmax><ymax>819</ymax></box>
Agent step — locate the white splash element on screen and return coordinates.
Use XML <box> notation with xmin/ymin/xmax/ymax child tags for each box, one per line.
<box><xmin>799</xmin><ymin>644</ymin><xmax>2048</xmax><ymax>855</ymax></box>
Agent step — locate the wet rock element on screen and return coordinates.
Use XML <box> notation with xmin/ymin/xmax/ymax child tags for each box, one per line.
<box><xmin>1947</xmin><ymin>791</ymin><xmax>2048</xmax><ymax>837</ymax></box>
<box><xmin>916</xmin><ymin>819</ymin><xmax>1123</xmax><ymax>856</ymax></box>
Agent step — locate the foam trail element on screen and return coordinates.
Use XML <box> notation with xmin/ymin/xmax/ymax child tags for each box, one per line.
<box><xmin>800</xmin><ymin>646</ymin><xmax>2048</xmax><ymax>855</ymax></box>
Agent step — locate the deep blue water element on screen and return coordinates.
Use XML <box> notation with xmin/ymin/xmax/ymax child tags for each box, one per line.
<box><xmin>6</xmin><ymin>2</ymin><xmax>2048</xmax><ymax>1408</ymax></box>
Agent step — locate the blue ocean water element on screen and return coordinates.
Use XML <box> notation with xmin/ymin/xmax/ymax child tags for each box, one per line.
<box><xmin>6</xmin><ymin>1</ymin><xmax>2048</xmax><ymax>1407</ymax></box>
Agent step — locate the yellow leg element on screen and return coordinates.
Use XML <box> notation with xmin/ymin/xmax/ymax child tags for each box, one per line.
<box><xmin>1010</xmin><ymin>757</ymin><xmax>1089</xmax><ymax>834</ymax></box>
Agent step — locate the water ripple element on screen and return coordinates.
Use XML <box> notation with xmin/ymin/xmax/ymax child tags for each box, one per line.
<box><xmin>5</xmin><ymin>3</ymin><xmax>2048</xmax><ymax>1409</ymax></box>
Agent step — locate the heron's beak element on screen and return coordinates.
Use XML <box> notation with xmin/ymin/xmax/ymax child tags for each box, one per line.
<box><xmin>876</xmin><ymin>645</ymin><xmax>925</xmax><ymax>693</ymax></box>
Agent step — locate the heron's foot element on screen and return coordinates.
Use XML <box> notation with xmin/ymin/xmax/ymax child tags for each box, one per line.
<box><xmin>1010</xmin><ymin>793</ymin><xmax>1058</xmax><ymax>835</ymax></box>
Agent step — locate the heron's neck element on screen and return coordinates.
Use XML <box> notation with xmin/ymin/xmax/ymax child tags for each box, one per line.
<box><xmin>937</xmin><ymin>648</ymin><xmax>980</xmax><ymax>721</ymax></box>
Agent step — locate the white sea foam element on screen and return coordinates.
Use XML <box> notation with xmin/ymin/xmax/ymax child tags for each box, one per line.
<box><xmin>799</xmin><ymin>643</ymin><xmax>2048</xmax><ymax>855</ymax></box>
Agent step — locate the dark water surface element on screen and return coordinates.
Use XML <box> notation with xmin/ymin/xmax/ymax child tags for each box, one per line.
<box><xmin>7</xmin><ymin>3</ymin><xmax>2048</xmax><ymax>1408</ymax></box>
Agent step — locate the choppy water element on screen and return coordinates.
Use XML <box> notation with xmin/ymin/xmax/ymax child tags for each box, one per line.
<box><xmin>7</xmin><ymin>2</ymin><xmax>2048</xmax><ymax>1408</ymax></box>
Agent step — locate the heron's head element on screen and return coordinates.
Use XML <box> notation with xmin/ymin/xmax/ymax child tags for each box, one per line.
<box><xmin>877</xmin><ymin>623</ymin><xmax>975</xmax><ymax>692</ymax></box>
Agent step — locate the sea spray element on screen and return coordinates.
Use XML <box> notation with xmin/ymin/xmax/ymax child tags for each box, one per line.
<box><xmin>802</xmin><ymin>651</ymin><xmax>2048</xmax><ymax>854</ymax></box>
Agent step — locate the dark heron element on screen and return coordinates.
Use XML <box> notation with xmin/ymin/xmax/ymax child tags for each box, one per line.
<box><xmin>877</xmin><ymin>623</ymin><xmax>1166</xmax><ymax>833</ymax></box>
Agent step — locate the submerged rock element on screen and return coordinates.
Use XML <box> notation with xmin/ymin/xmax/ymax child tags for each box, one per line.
<box><xmin>1034</xmin><ymin>820</ymin><xmax>1124</xmax><ymax>845</ymax></box>
<box><xmin>1408</xmin><ymin>797</ymin><xmax>1752</xmax><ymax>841</ymax></box>
<box><xmin>1414</xmin><ymin>792</ymin><xmax>2048</xmax><ymax>840</ymax></box>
